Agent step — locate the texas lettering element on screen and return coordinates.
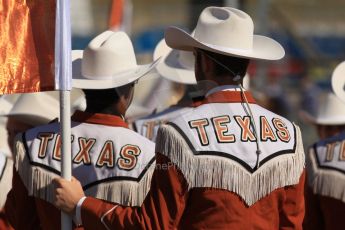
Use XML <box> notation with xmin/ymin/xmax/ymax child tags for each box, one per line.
<box><xmin>36</xmin><ymin>133</ymin><xmax>141</xmax><ymax>170</ymax></box>
<box><xmin>188</xmin><ymin>115</ymin><xmax>291</xmax><ymax>146</ymax></box>
<box><xmin>324</xmin><ymin>140</ymin><xmax>345</xmax><ymax>162</ymax></box>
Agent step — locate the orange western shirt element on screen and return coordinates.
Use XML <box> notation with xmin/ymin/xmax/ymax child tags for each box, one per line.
<box><xmin>4</xmin><ymin>111</ymin><xmax>155</xmax><ymax>230</ymax></box>
<box><xmin>78</xmin><ymin>87</ymin><xmax>306</xmax><ymax>229</ymax></box>
<box><xmin>304</xmin><ymin>133</ymin><xmax>345</xmax><ymax>230</ymax></box>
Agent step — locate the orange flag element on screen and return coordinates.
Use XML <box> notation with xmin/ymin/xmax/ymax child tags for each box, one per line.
<box><xmin>108</xmin><ymin>0</ymin><xmax>124</xmax><ymax>30</ymax></box>
<box><xmin>0</xmin><ymin>0</ymin><xmax>56</xmax><ymax>95</ymax></box>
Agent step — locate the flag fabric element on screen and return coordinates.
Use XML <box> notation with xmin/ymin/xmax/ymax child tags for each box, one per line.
<box><xmin>109</xmin><ymin>0</ymin><xmax>125</xmax><ymax>30</ymax></box>
<box><xmin>0</xmin><ymin>0</ymin><xmax>56</xmax><ymax>95</ymax></box>
<box><xmin>0</xmin><ymin>1</ymin><xmax>73</xmax><ymax>228</ymax></box>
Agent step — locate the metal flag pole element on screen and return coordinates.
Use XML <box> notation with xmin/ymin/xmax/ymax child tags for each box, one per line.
<box><xmin>55</xmin><ymin>0</ymin><xmax>72</xmax><ymax>229</ymax></box>
<box><xmin>60</xmin><ymin>90</ymin><xmax>72</xmax><ymax>230</ymax></box>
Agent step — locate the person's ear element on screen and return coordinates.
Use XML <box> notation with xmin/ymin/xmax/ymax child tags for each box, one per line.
<box><xmin>202</xmin><ymin>53</ymin><xmax>214</xmax><ymax>74</ymax></box>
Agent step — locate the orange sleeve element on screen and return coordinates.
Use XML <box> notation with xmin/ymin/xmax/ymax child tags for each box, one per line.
<box><xmin>81</xmin><ymin>153</ymin><xmax>189</xmax><ymax>229</ymax></box>
<box><xmin>0</xmin><ymin>209</ymin><xmax>13</xmax><ymax>230</ymax></box>
<box><xmin>279</xmin><ymin>170</ymin><xmax>306</xmax><ymax>230</ymax></box>
<box><xmin>303</xmin><ymin>181</ymin><xmax>324</xmax><ymax>230</ymax></box>
<box><xmin>4</xmin><ymin>169</ymin><xmax>40</xmax><ymax>230</ymax></box>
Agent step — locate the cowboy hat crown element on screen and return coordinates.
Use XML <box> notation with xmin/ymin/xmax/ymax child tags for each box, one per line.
<box><xmin>153</xmin><ymin>39</ymin><xmax>196</xmax><ymax>84</ymax></box>
<box><xmin>165</xmin><ymin>7</ymin><xmax>285</xmax><ymax>60</ymax></box>
<box><xmin>0</xmin><ymin>96</ymin><xmax>13</xmax><ymax>116</ymax></box>
<box><xmin>332</xmin><ymin>61</ymin><xmax>345</xmax><ymax>103</ymax></box>
<box><xmin>73</xmin><ymin>31</ymin><xmax>159</xmax><ymax>89</ymax></box>
<box><xmin>82</xmin><ymin>31</ymin><xmax>137</xmax><ymax>78</ymax></box>
<box><xmin>301</xmin><ymin>92</ymin><xmax>345</xmax><ymax>125</ymax></box>
<box><xmin>7</xmin><ymin>90</ymin><xmax>86</xmax><ymax>126</ymax></box>
<box><xmin>195</xmin><ymin>7</ymin><xmax>254</xmax><ymax>51</ymax></box>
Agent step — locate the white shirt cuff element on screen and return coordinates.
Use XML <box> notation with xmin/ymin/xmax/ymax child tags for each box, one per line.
<box><xmin>74</xmin><ymin>196</ymin><xmax>87</xmax><ymax>226</ymax></box>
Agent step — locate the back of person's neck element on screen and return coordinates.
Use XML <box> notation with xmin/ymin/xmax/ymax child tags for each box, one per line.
<box><xmin>211</xmin><ymin>76</ymin><xmax>242</xmax><ymax>86</ymax></box>
<box><xmin>196</xmin><ymin>73</ymin><xmax>243</xmax><ymax>85</ymax></box>
<box><xmin>206</xmin><ymin>85</ymin><xmax>244</xmax><ymax>97</ymax></box>
<box><xmin>195</xmin><ymin>74</ymin><xmax>244</xmax><ymax>94</ymax></box>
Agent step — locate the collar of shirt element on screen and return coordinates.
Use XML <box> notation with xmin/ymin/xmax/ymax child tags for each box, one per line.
<box><xmin>201</xmin><ymin>85</ymin><xmax>254</xmax><ymax>105</ymax></box>
<box><xmin>205</xmin><ymin>85</ymin><xmax>244</xmax><ymax>97</ymax></box>
<box><xmin>72</xmin><ymin>110</ymin><xmax>129</xmax><ymax>129</ymax></box>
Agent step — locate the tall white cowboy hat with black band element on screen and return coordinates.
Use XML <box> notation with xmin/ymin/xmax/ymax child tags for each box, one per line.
<box><xmin>154</xmin><ymin>38</ymin><xmax>196</xmax><ymax>84</ymax></box>
<box><xmin>0</xmin><ymin>96</ymin><xmax>16</xmax><ymax>156</ymax></box>
<box><xmin>7</xmin><ymin>89</ymin><xmax>86</xmax><ymax>126</ymax></box>
<box><xmin>332</xmin><ymin>61</ymin><xmax>345</xmax><ymax>103</ymax></box>
<box><xmin>72</xmin><ymin>31</ymin><xmax>160</xmax><ymax>89</ymax></box>
<box><xmin>300</xmin><ymin>92</ymin><xmax>345</xmax><ymax>125</ymax></box>
<box><xmin>154</xmin><ymin>38</ymin><xmax>251</xmax><ymax>86</ymax></box>
<box><xmin>165</xmin><ymin>7</ymin><xmax>285</xmax><ymax>60</ymax></box>
<box><xmin>0</xmin><ymin>96</ymin><xmax>13</xmax><ymax>116</ymax></box>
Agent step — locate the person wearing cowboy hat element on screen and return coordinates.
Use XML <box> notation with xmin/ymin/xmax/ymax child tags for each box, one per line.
<box><xmin>303</xmin><ymin>62</ymin><xmax>345</xmax><ymax>230</ymax></box>
<box><xmin>300</xmin><ymin>92</ymin><xmax>345</xmax><ymax>140</ymax></box>
<box><xmin>5</xmin><ymin>90</ymin><xmax>86</xmax><ymax>154</ymax></box>
<box><xmin>133</xmin><ymin>38</ymin><xmax>251</xmax><ymax>142</ymax></box>
<box><xmin>0</xmin><ymin>96</ymin><xmax>16</xmax><ymax>230</ymax></box>
<box><xmin>132</xmin><ymin>38</ymin><xmax>205</xmax><ymax>142</ymax></box>
<box><xmin>0</xmin><ymin>90</ymin><xmax>85</xmax><ymax>229</ymax></box>
<box><xmin>0</xmin><ymin>95</ymin><xmax>19</xmax><ymax>158</ymax></box>
<box><xmin>332</xmin><ymin>61</ymin><xmax>345</xmax><ymax>104</ymax></box>
<box><xmin>53</xmin><ymin>7</ymin><xmax>305</xmax><ymax>229</ymax></box>
<box><xmin>1</xmin><ymin>89</ymin><xmax>85</xmax><ymax>229</ymax></box>
<box><xmin>4</xmin><ymin>31</ymin><xmax>158</xmax><ymax>230</ymax></box>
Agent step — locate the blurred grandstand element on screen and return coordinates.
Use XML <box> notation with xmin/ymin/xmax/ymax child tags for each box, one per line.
<box><xmin>70</xmin><ymin>0</ymin><xmax>345</xmax><ymax>146</ymax></box>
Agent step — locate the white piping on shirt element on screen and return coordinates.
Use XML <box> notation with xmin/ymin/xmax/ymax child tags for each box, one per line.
<box><xmin>101</xmin><ymin>205</ymin><xmax>119</xmax><ymax>230</ymax></box>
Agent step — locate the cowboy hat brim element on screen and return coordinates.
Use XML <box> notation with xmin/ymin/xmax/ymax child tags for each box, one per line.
<box><xmin>332</xmin><ymin>61</ymin><xmax>345</xmax><ymax>103</ymax></box>
<box><xmin>165</xmin><ymin>27</ymin><xmax>285</xmax><ymax>61</ymax></box>
<box><xmin>154</xmin><ymin>40</ymin><xmax>196</xmax><ymax>85</ymax></box>
<box><xmin>299</xmin><ymin>110</ymin><xmax>345</xmax><ymax>126</ymax></box>
<box><xmin>6</xmin><ymin>90</ymin><xmax>86</xmax><ymax>126</ymax></box>
<box><xmin>7</xmin><ymin>92</ymin><xmax>59</xmax><ymax>126</ymax></box>
<box><xmin>72</xmin><ymin>50</ymin><xmax>159</xmax><ymax>89</ymax></box>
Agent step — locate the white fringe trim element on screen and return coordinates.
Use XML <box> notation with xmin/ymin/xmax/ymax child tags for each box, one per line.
<box><xmin>307</xmin><ymin>147</ymin><xmax>345</xmax><ymax>203</ymax></box>
<box><xmin>15</xmin><ymin>137</ymin><xmax>155</xmax><ymax>206</ymax></box>
<box><xmin>85</xmin><ymin>163</ymin><xmax>155</xmax><ymax>206</ymax></box>
<box><xmin>156</xmin><ymin>124</ymin><xmax>305</xmax><ymax>206</ymax></box>
<box><xmin>15</xmin><ymin>138</ymin><xmax>58</xmax><ymax>202</ymax></box>
<box><xmin>101</xmin><ymin>205</ymin><xmax>119</xmax><ymax>230</ymax></box>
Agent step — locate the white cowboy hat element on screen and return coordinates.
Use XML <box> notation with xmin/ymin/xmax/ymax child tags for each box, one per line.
<box><xmin>7</xmin><ymin>89</ymin><xmax>86</xmax><ymax>126</ymax></box>
<box><xmin>0</xmin><ymin>94</ymin><xmax>20</xmax><ymax>156</ymax></box>
<box><xmin>165</xmin><ymin>7</ymin><xmax>285</xmax><ymax>60</ymax></box>
<box><xmin>332</xmin><ymin>61</ymin><xmax>345</xmax><ymax>103</ymax></box>
<box><xmin>154</xmin><ymin>39</ymin><xmax>196</xmax><ymax>84</ymax></box>
<box><xmin>154</xmin><ymin>38</ymin><xmax>252</xmax><ymax>86</ymax></box>
<box><xmin>300</xmin><ymin>92</ymin><xmax>345</xmax><ymax>125</ymax></box>
<box><xmin>0</xmin><ymin>96</ymin><xmax>14</xmax><ymax>156</ymax></box>
<box><xmin>72</xmin><ymin>31</ymin><xmax>159</xmax><ymax>89</ymax></box>
<box><xmin>0</xmin><ymin>118</ymin><xmax>10</xmax><ymax>155</ymax></box>
<box><xmin>0</xmin><ymin>96</ymin><xmax>14</xmax><ymax>116</ymax></box>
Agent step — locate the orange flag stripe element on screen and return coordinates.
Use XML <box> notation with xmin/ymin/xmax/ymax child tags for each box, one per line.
<box><xmin>108</xmin><ymin>0</ymin><xmax>124</xmax><ymax>29</ymax></box>
<box><xmin>0</xmin><ymin>0</ymin><xmax>56</xmax><ymax>95</ymax></box>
